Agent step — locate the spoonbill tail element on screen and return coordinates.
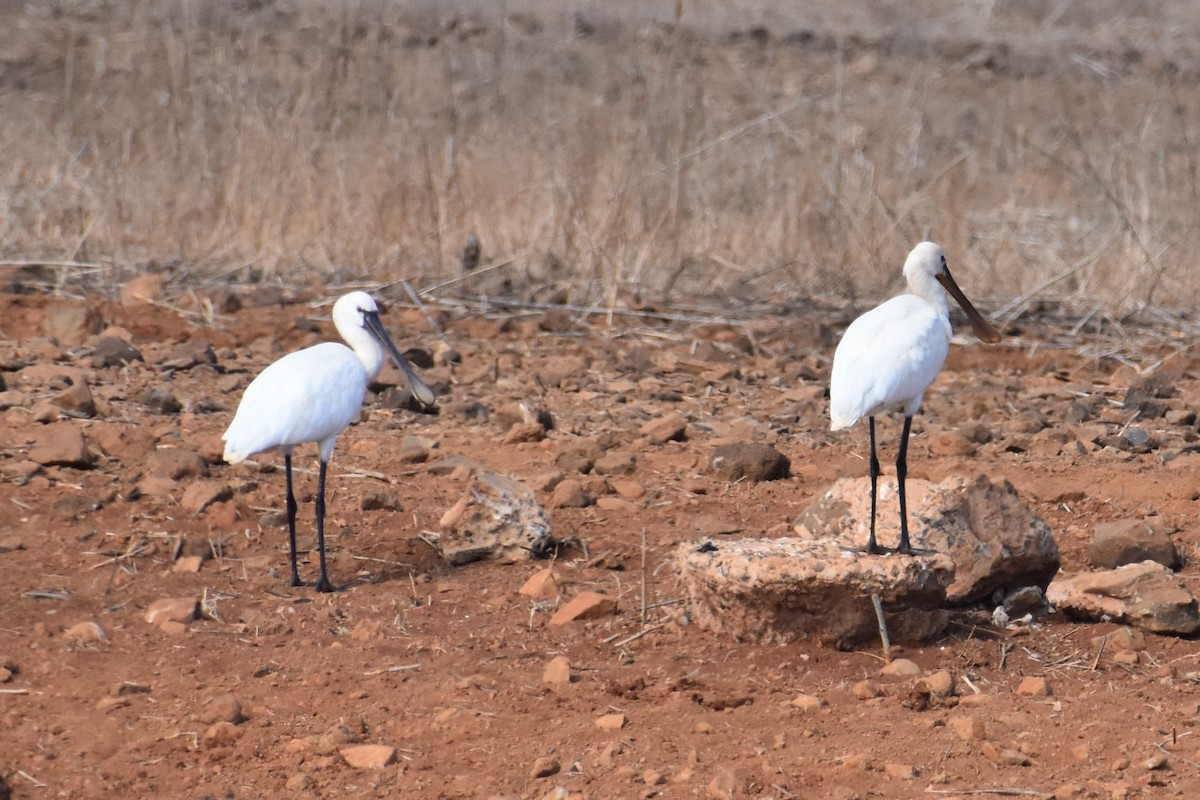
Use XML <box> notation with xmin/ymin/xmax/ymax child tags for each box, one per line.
<box><xmin>830</xmin><ymin>242</ymin><xmax>1000</xmax><ymax>555</ymax></box>
<box><xmin>223</xmin><ymin>291</ymin><xmax>436</xmax><ymax>592</ymax></box>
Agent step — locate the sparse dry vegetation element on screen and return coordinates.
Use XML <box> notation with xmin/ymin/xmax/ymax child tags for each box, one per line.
<box><xmin>2</xmin><ymin>0</ymin><xmax>1200</xmax><ymax>313</ymax></box>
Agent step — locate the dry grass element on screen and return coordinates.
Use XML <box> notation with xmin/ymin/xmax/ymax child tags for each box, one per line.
<box><xmin>2</xmin><ymin>0</ymin><xmax>1200</xmax><ymax>315</ymax></box>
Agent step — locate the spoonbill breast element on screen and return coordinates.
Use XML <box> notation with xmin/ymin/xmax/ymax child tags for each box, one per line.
<box><xmin>829</xmin><ymin>294</ymin><xmax>952</xmax><ymax>431</ymax></box>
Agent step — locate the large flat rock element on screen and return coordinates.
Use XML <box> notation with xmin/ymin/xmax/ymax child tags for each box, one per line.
<box><xmin>796</xmin><ymin>475</ymin><xmax>1059</xmax><ymax>604</ymax></box>
<box><xmin>676</xmin><ymin>538</ymin><xmax>955</xmax><ymax>645</ymax></box>
<box><xmin>438</xmin><ymin>470</ymin><xmax>553</xmax><ymax>565</ymax></box>
<box><xmin>1046</xmin><ymin>561</ymin><xmax>1200</xmax><ymax>635</ymax></box>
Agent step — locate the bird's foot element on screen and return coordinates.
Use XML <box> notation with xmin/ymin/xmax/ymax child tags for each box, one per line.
<box><xmin>289</xmin><ymin>575</ymin><xmax>303</xmax><ymax>588</ymax></box>
<box><xmin>854</xmin><ymin>542</ymin><xmax>937</xmax><ymax>557</ymax></box>
<box><xmin>314</xmin><ymin>576</ymin><xmax>337</xmax><ymax>593</ymax></box>
<box><xmin>892</xmin><ymin>543</ymin><xmax>937</xmax><ymax>557</ymax></box>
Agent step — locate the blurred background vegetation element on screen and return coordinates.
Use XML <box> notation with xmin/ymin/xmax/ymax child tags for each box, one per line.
<box><xmin>2</xmin><ymin>0</ymin><xmax>1199</xmax><ymax>319</ymax></box>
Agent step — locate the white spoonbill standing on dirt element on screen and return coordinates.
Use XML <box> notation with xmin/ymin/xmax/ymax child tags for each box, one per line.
<box><xmin>222</xmin><ymin>291</ymin><xmax>437</xmax><ymax>592</ymax></box>
<box><xmin>830</xmin><ymin>241</ymin><xmax>1001</xmax><ymax>555</ymax></box>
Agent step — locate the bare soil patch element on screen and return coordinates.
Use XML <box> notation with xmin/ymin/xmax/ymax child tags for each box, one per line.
<box><xmin>1</xmin><ymin>292</ymin><xmax>1200</xmax><ymax>799</ymax></box>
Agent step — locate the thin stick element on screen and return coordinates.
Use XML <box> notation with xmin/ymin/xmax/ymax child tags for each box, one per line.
<box><xmin>924</xmin><ymin>790</ymin><xmax>1046</xmax><ymax>797</ymax></box>
<box><xmin>999</xmin><ymin>642</ymin><xmax>1014</xmax><ymax>671</ymax></box>
<box><xmin>16</xmin><ymin>770</ymin><xmax>47</xmax><ymax>788</ymax></box>
<box><xmin>871</xmin><ymin>595</ymin><xmax>891</xmax><ymax>663</ymax></box>
<box><xmin>639</xmin><ymin>527</ymin><xmax>648</xmax><ymax>627</ymax></box>
<box><xmin>401</xmin><ymin>278</ymin><xmax>446</xmax><ymax>339</ymax></box>
<box><xmin>1090</xmin><ymin>634</ymin><xmax>1106</xmax><ymax>670</ymax></box>
<box><xmin>612</xmin><ymin>623</ymin><xmax>666</xmax><ymax>648</ymax></box>
<box><xmin>363</xmin><ymin>663</ymin><xmax>423</xmax><ymax>676</ymax></box>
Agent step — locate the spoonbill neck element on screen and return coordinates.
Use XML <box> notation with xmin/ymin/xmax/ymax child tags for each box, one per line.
<box><xmin>338</xmin><ymin>314</ymin><xmax>387</xmax><ymax>380</ymax></box>
<box><xmin>906</xmin><ymin>268</ymin><xmax>951</xmax><ymax>314</ymax></box>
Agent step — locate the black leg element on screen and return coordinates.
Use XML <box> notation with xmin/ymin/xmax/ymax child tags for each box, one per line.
<box><xmin>284</xmin><ymin>453</ymin><xmax>302</xmax><ymax>587</ymax></box>
<box><xmin>313</xmin><ymin>459</ymin><xmax>335</xmax><ymax>593</ymax></box>
<box><xmin>896</xmin><ymin>415</ymin><xmax>915</xmax><ymax>554</ymax></box>
<box><xmin>867</xmin><ymin>416</ymin><xmax>882</xmax><ymax>554</ymax></box>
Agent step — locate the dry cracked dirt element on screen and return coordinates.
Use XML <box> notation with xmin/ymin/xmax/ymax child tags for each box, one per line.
<box><xmin>3</xmin><ymin>288</ymin><xmax>1200</xmax><ymax>800</ymax></box>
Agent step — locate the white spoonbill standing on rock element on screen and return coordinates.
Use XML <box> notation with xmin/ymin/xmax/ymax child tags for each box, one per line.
<box><xmin>830</xmin><ymin>242</ymin><xmax>1001</xmax><ymax>555</ymax></box>
<box><xmin>223</xmin><ymin>291</ymin><xmax>437</xmax><ymax>592</ymax></box>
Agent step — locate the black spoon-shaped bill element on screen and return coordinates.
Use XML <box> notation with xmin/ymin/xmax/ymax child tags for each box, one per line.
<box><xmin>363</xmin><ymin>311</ymin><xmax>438</xmax><ymax>407</ymax></box>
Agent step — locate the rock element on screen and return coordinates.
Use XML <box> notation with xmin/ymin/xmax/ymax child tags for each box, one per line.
<box><xmin>983</xmin><ymin>744</ymin><xmax>1031</xmax><ymax>767</ymax></box>
<box><xmin>519</xmin><ymin>568</ymin><xmax>562</xmax><ymax>601</ymax></box>
<box><xmin>95</xmin><ymin>696</ymin><xmax>130</xmax><ymax>713</ymax></box>
<box><xmin>53</xmin><ymin>494</ymin><xmax>101</xmax><ymax>519</ymax></box>
<box><xmin>536</xmin><ymin>354</ymin><xmax>589</xmax><ymax>388</ymax></box>
<box><xmin>555</xmin><ymin>449</ymin><xmax>594</xmax><ymax>474</ymax></box>
<box><xmin>198</xmin><ymin>693</ymin><xmax>244</xmax><ymax>725</ymax></box>
<box><xmin>64</xmin><ymin>621</ymin><xmax>107</xmax><ymax>642</ymax></box>
<box><xmin>884</xmin><ymin>763</ymin><xmax>917</xmax><ymax>780</ymax></box>
<box><xmin>51</xmin><ymin>383</ymin><xmax>96</xmax><ymax>418</ymax></box>
<box><xmin>361</xmin><ymin>491</ymin><xmax>403</xmax><ymax>512</ymax></box>
<box><xmin>160</xmin><ymin>340</ymin><xmax>217</xmax><ymax>371</ymax></box>
<box><xmin>89</xmin><ymin>336</ymin><xmax>144</xmax><ymax>367</ymax></box>
<box><xmin>707</xmin><ymin>767</ymin><xmax>739</xmax><ymax>800</ymax></box>
<box><xmin>1097</xmin><ymin>626</ymin><xmax>1146</xmax><ymax>652</ymax></box>
<box><xmin>1001</xmin><ymin>586</ymin><xmax>1045</xmax><ymax>615</ymax></box>
<box><xmin>851</xmin><ymin>680</ymin><xmax>881</xmax><ymax>700</ymax></box>
<box><xmin>929</xmin><ymin>430</ymin><xmax>975</xmax><ymax>457</ymax></box>
<box><xmin>144</xmin><ymin>597</ymin><xmax>199</xmax><ymax>626</ymax></box>
<box><xmin>550</xmin><ymin>478</ymin><xmax>589</xmax><ymax>509</ymax></box>
<box><xmin>181</xmin><ymin>481</ymin><xmax>232</xmax><ymax>513</ymax></box>
<box><xmin>640</xmin><ymin>412</ymin><xmax>688</xmax><ymax>443</ymax></box>
<box><xmin>340</xmin><ymin>744</ymin><xmax>396</xmax><ymax>769</ymax></box>
<box><xmin>1047</xmin><ymin>561</ymin><xmax>1200</xmax><ymax>634</ymax></box>
<box><xmin>1088</xmin><ymin>519</ymin><xmax>1180</xmax><ymax>570</ymax></box>
<box><xmin>593</xmin><ymin>452</ymin><xmax>636</xmax><ymax>476</ymax></box>
<box><xmin>709</xmin><ymin>442</ymin><xmax>790</xmax><ymax>482</ymax></box>
<box><xmin>316</xmin><ymin>725</ymin><xmax>360</xmax><ymax>754</ymax></box>
<box><xmin>677</xmin><ymin>538</ymin><xmax>954</xmax><ymax>645</ymax></box>
<box><xmin>28</xmin><ymin>424</ymin><xmax>94</xmax><ymax>468</ymax></box>
<box><xmin>141</xmin><ymin>387</ymin><xmax>182</xmax><ymax>414</ymax></box>
<box><xmin>791</xmin><ymin>693</ymin><xmax>826</xmax><ymax>712</ymax></box>
<box><xmin>1016</xmin><ymin>676</ymin><xmax>1052</xmax><ymax>696</ymax></box>
<box><xmin>950</xmin><ymin>715</ymin><xmax>987</xmax><ymax>741</ymax></box>
<box><xmin>149</xmin><ymin>448</ymin><xmax>208</xmax><ymax>480</ymax></box>
<box><xmin>530</xmin><ymin>756</ymin><xmax>560</xmax><ymax>778</ymax></box>
<box><xmin>595</xmin><ymin>713</ymin><xmax>626</xmax><ymax>731</ymax></box>
<box><xmin>493</xmin><ymin>402</ymin><xmax>553</xmax><ymax>432</ymax></box>
<box><xmin>90</xmin><ymin>424</ymin><xmax>156</xmax><ymax>463</ymax></box>
<box><xmin>549</xmin><ymin>591</ymin><xmax>617</xmax><ymax>625</ymax></box>
<box><xmin>879</xmin><ymin>659</ymin><xmax>922</xmax><ymax>677</ymax></box>
<box><xmin>284</xmin><ymin>774</ymin><xmax>312</xmax><ymax>791</ymax></box>
<box><xmin>43</xmin><ymin>303</ymin><xmax>104</xmax><ymax>345</ymax></box>
<box><xmin>503</xmin><ymin>422</ymin><xmax>547</xmax><ymax>444</ymax></box>
<box><xmin>796</xmin><ymin>475</ymin><xmax>1059</xmax><ymax>604</ymax></box>
<box><xmin>543</xmin><ymin>655</ymin><xmax>572</xmax><ymax>687</ymax></box>
<box><xmin>202</xmin><ymin>721</ymin><xmax>241</xmax><ymax>747</ymax></box>
<box><xmin>920</xmin><ymin>669</ymin><xmax>955</xmax><ymax>697</ymax></box>
<box><xmin>438</xmin><ymin>471</ymin><xmax>552</xmax><ymax>565</ymax></box>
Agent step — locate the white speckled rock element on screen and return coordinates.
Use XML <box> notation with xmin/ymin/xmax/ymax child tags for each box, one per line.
<box><xmin>796</xmin><ymin>475</ymin><xmax>1059</xmax><ymax>604</ymax></box>
<box><xmin>677</xmin><ymin>537</ymin><xmax>954</xmax><ymax>645</ymax></box>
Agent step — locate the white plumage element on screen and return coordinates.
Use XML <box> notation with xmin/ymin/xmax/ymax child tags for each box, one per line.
<box><xmin>223</xmin><ymin>291</ymin><xmax>435</xmax><ymax>592</ymax></box>
<box><xmin>829</xmin><ymin>242</ymin><xmax>1000</xmax><ymax>554</ymax></box>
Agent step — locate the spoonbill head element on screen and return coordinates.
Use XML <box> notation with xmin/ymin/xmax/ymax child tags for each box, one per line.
<box><xmin>222</xmin><ymin>290</ymin><xmax>436</xmax><ymax>592</ymax></box>
<box><xmin>829</xmin><ymin>242</ymin><xmax>999</xmax><ymax>555</ymax></box>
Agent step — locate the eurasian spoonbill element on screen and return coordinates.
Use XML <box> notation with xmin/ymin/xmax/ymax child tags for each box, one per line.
<box><xmin>223</xmin><ymin>291</ymin><xmax>436</xmax><ymax>592</ymax></box>
<box><xmin>830</xmin><ymin>242</ymin><xmax>1000</xmax><ymax>555</ymax></box>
